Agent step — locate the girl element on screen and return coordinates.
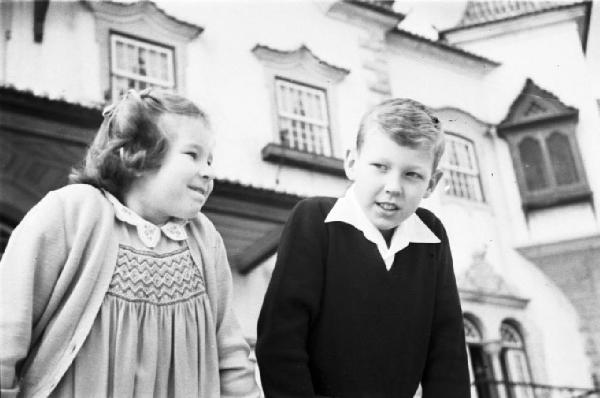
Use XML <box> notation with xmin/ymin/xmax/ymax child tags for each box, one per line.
<box><xmin>0</xmin><ymin>89</ymin><xmax>260</xmax><ymax>398</ymax></box>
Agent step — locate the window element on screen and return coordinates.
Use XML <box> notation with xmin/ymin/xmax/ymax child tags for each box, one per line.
<box><xmin>275</xmin><ymin>78</ymin><xmax>331</xmax><ymax>156</ymax></box>
<box><xmin>500</xmin><ymin>322</ymin><xmax>534</xmax><ymax>398</ymax></box>
<box><xmin>509</xmin><ymin>129</ymin><xmax>589</xmax><ymax>210</ymax></box>
<box><xmin>86</xmin><ymin>1</ymin><xmax>202</xmax><ymax>102</ymax></box>
<box><xmin>442</xmin><ymin>134</ymin><xmax>484</xmax><ymax>202</ymax></box>
<box><xmin>110</xmin><ymin>34</ymin><xmax>175</xmax><ymax>101</ymax></box>
<box><xmin>497</xmin><ymin>79</ymin><xmax>590</xmax><ymax>211</ymax></box>
<box><xmin>463</xmin><ymin>317</ymin><xmax>493</xmax><ymax>398</ymax></box>
<box><xmin>253</xmin><ymin>44</ymin><xmax>349</xmax><ymax>176</ymax></box>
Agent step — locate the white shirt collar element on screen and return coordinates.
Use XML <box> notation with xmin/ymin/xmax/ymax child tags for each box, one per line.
<box><xmin>325</xmin><ymin>185</ymin><xmax>440</xmax><ymax>270</ymax></box>
<box><xmin>104</xmin><ymin>191</ymin><xmax>188</xmax><ymax>249</ymax></box>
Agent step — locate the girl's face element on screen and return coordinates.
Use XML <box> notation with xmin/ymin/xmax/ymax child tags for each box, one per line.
<box><xmin>124</xmin><ymin>114</ymin><xmax>216</xmax><ymax>225</ymax></box>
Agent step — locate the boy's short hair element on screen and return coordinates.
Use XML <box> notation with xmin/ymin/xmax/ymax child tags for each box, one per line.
<box><xmin>70</xmin><ymin>88</ymin><xmax>209</xmax><ymax>199</ymax></box>
<box><xmin>356</xmin><ymin>98</ymin><xmax>445</xmax><ymax>170</ymax></box>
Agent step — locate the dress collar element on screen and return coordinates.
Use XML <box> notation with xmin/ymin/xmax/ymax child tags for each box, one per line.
<box><xmin>104</xmin><ymin>191</ymin><xmax>188</xmax><ymax>249</ymax></box>
<box><xmin>325</xmin><ymin>185</ymin><xmax>440</xmax><ymax>270</ymax></box>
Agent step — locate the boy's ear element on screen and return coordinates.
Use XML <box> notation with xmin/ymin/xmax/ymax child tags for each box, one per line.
<box><xmin>344</xmin><ymin>149</ymin><xmax>357</xmax><ymax>181</ymax></box>
<box><xmin>423</xmin><ymin>169</ymin><xmax>443</xmax><ymax>198</ymax></box>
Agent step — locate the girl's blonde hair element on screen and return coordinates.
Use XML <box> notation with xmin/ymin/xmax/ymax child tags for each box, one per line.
<box><xmin>70</xmin><ymin>88</ymin><xmax>209</xmax><ymax>199</ymax></box>
<box><xmin>356</xmin><ymin>98</ymin><xmax>445</xmax><ymax>171</ymax></box>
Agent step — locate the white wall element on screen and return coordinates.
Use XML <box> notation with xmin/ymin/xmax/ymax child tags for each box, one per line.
<box><xmin>4</xmin><ymin>0</ymin><xmax>596</xmax><ymax>389</ymax></box>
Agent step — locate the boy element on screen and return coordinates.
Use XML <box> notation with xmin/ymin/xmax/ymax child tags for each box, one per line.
<box><xmin>256</xmin><ymin>98</ymin><xmax>470</xmax><ymax>398</ymax></box>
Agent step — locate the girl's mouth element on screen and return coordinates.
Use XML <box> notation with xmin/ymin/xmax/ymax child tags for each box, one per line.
<box><xmin>376</xmin><ymin>202</ymin><xmax>399</xmax><ymax>211</ymax></box>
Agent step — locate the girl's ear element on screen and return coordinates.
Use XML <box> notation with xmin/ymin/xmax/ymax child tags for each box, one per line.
<box><xmin>423</xmin><ymin>169</ymin><xmax>443</xmax><ymax>198</ymax></box>
<box><xmin>344</xmin><ymin>149</ymin><xmax>358</xmax><ymax>181</ymax></box>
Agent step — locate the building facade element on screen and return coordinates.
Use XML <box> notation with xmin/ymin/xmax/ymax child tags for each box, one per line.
<box><xmin>1</xmin><ymin>0</ymin><xmax>599</xmax><ymax>396</ymax></box>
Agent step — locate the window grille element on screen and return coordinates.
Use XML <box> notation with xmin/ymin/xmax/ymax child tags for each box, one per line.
<box><xmin>442</xmin><ymin>134</ymin><xmax>483</xmax><ymax>202</ymax></box>
<box><xmin>464</xmin><ymin>317</ymin><xmax>482</xmax><ymax>343</ymax></box>
<box><xmin>500</xmin><ymin>323</ymin><xmax>534</xmax><ymax>398</ymax></box>
<box><xmin>110</xmin><ymin>34</ymin><xmax>175</xmax><ymax>101</ymax></box>
<box><xmin>275</xmin><ymin>78</ymin><xmax>332</xmax><ymax>156</ymax></box>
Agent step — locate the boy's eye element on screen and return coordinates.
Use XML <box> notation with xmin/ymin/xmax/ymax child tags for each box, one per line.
<box><xmin>372</xmin><ymin>163</ymin><xmax>388</xmax><ymax>171</ymax></box>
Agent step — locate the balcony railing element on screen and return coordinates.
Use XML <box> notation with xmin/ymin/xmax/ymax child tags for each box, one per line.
<box><xmin>472</xmin><ymin>380</ymin><xmax>599</xmax><ymax>398</ymax></box>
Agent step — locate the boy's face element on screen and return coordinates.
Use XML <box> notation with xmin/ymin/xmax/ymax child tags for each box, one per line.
<box><xmin>125</xmin><ymin>114</ymin><xmax>216</xmax><ymax>225</ymax></box>
<box><xmin>345</xmin><ymin>128</ymin><xmax>442</xmax><ymax>231</ymax></box>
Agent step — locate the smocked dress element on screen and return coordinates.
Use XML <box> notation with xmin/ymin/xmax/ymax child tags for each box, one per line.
<box><xmin>51</xmin><ymin>192</ymin><xmax>220</xmax><ymax>397</ymax></box>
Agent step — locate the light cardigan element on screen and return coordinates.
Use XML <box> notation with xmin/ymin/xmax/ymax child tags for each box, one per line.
<box><xmin>0</xmin><ymin>184</ymin><xmax>259</xmax><ymax>398</ymax></box>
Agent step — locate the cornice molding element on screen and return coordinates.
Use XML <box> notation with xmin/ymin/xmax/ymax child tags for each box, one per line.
<box><xmin>326</xmin><ymin>0</ymin><xmax>404</xmax><ymax>31</ymax></box>
<box><xmin>517</xmin><ymin>233</ymin><xmax>600</xmax><ymax>259</ymax></box>
<box><xmin>252</xmin><ymin>44</ymin><xmax>350</xmax><ymax>83</ymax></box>
<box><xmin>440</xmin><ymin>3</ymin><xmax>588</xmax><ymax>48</ymax></box>
<box><xmin>82</xmin><ymin>0</ymin><xmax>203</xmax><ymax>41</ymax></box>
<box><xmin>498</xmin><ymin>78</ymin><xmax>579</xmax><ymax>136</ymax></box>
<box><xmin>387</xmin><ymin>28</ymin><xmax>500</xmax><ymax>72</ymax></box>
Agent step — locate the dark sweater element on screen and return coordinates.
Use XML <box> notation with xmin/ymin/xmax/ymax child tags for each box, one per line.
<box><xmin>256</xmin><ymin>197</ymin><xmax>470</xmax><ymax>398</ymax></box>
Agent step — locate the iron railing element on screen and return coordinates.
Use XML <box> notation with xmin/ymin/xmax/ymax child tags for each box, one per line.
<box><xmin>472</xmin><ymin>380</ymin><xmax>599</xmax><ymax>398</ymax></box>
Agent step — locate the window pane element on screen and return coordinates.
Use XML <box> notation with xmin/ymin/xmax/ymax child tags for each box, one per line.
<box><xmin>518</xmin><ymin>137</ymin><xmax>548</xmax><ymax>191</ymax></box>
<box><xmin>275</xmin><ymin>79</ymin><xmax>331</xmax><ymax>156</ymax></box>
<box><xmin>441</xmin><ymin>134</ymin><xmax>483</xmax><ymax>201</ymax></box>
<box><xmin>110</xmin><ymin>34</ymin><xmax>175</xmax><ymax>101</ymax></box>
<box><xmin>547</xmin><ymin>131</ymin><xmax>579</xmax><ymax>186</ymax></box>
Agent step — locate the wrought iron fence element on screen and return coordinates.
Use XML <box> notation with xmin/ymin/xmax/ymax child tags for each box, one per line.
<box><xmin>472</xmin><ymin>380</ymin><xmax>600</xmax><ymax>398</ymax></box>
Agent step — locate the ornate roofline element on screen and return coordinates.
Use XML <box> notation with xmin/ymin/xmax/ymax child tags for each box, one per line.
<box><xmin>252</xmin><ymin>44</ymin><xmax>350</xmax><ymax>81</ymax></box>
<box><xmin>439</xmin><ymin>2</ymin><xmax>591</xmax><ymax>52</ymax></box>
<box><xmin>82</xmin><ymin>0</ymin><xmax>203</xmax><ymax>40</ymax></box>
<box><xmin>389</xmin><ymin>28</ymin><xmax>500</xmax><ymax>68</ymax></box>
<box><xmin>498</xmin><ymin>78</ymin><xmax>579</xmax><ymax>131</ymax></box>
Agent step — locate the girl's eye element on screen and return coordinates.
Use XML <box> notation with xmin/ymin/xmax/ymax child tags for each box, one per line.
<box><xmin>406</xmin><ymin>172</ymin><xmax>424</xmax><ymax>180</ymax></box>
<box><xmin>184</xmin><ymin>151</ymin><xmax>198</xmax><ymax>160</ymax></box>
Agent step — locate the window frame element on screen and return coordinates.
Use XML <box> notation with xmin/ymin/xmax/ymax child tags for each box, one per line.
<box><xmin>109</xmin><ymin>32</ymin><xmax>176</xmax><ymax>101</ymax></box>
<box><xmin>442</xmin><ymin>132</ymin><xmax>485</xmax><ymax>202</ymax></box>
<box><xmin>499</xmin><ymin>322</ymin><xmax>535</xmax><ymax>398</ymax></box>
<box><xmin>252</xmin><ymin>44</ymin><xmax>349</xmax><ymax>176</ymax></box>
<box><xmin>86</xmin><ymin>1</ymin><xmax>202</xmax><ymax>102</ymax></box>
<box><xmin>503</xmin><ymin>119</ymin><xmax>590</xmax><ymax>211</ymax></box>
<box><xmin>273</xmin><ymin>77</ymin><xmax>333</xmax><ymax>157</ymax></box>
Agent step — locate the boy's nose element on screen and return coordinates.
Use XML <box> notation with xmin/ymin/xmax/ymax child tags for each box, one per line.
<box><xmin>384</xmin><ymin>175</ymin><xmax>403</xmax><ymax>196</ymax></box>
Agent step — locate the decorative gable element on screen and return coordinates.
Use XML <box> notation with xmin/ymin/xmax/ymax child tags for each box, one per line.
<box><xmin>458</xmin><ymin>247</ymin><xmax>529</xmax><ymax>309</ymax></box>
<box><xmin>252</xmin><ymin>44</ymin><xmax>350</xmax><ymax>84</ymax></box>
<box><xmin>83</xmin><ymin>0</ymin><xmax>203</xmax><ymax>41</ymax></box>
<box><xmin>498</xmin><ymin>78</ymin><xmax>578</xmax><ymax>133</ymax></box>
<box><xmin>83</xmin><ymin>0</ymin><xmax>203</xmax><ymax>101</ymax></box>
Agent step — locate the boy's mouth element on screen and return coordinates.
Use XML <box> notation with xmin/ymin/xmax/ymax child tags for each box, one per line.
<box><xmin>189</xmin><ymin>185</ymin><xmax>209</xmax><ymax>196</ymax></box>
<box><xmin>376</xmin><ymin>202</ymin><xmax>399</xmax><ymax>211</ymax></box>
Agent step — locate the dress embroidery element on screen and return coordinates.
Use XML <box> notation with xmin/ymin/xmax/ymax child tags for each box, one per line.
<box><xmin>107</xmin><ymin>245</ymin><xmax>205</xmax><ymax>305</ymax></box>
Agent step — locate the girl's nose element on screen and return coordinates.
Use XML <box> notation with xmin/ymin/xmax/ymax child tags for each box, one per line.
<box><xmin>200</xmin><ymin>162</ymin><xmax>215</xmax><ymax>180</ymax></box>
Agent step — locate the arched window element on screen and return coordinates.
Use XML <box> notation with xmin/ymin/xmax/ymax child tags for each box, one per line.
<box><xmin>547</xmin><ymin>131</ymin><xmax>578</xmax><ymax>186</ymax></box>
<box><xmin>464</xmin><ymin>317</ymin><xmax>493</xmax><ymax>398</ymax></box>
<box><xmin>518</xmin><ymin>137</ymin><xmax>548</xmax><ymax>192</ymax></box>
<box><xmin>442</xmin><ymin>134</ymin><xmax>484</xmax><ymax>202</ymax></box>
<box><xmin>500</xmin><ymin>322</ymin><xmax>534</xmax><ymax>398</ymax></box>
